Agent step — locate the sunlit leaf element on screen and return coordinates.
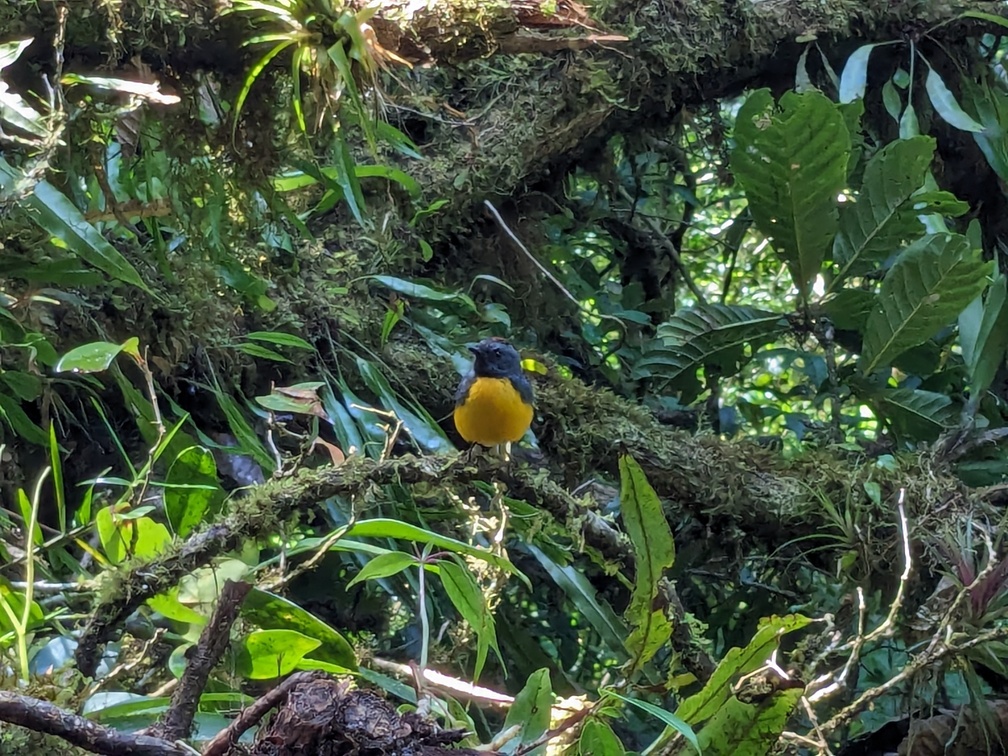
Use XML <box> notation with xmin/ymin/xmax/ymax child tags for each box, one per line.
<box><xmin>607</xmin><ymin>689</ymin><xmax>701</xmax><ymax>755</ymax></box>
<box><xmin>346</xmin><ymin>551</ymin><xmax>416</xmax><ymax>588</ymax></box>
<box><xmin>236</xmin><ymin>629</ymin><xmax>321</xmax><ymax>679</ymax></box>
<box><xmin>838</xmin><ymin>43</ymin><xmax>879</xmax><ymax>104</ymax></box>
<box><xmin>164</xmin><ymin>446</ymin><xmax>226</xmax><ymax>538</ymax></box>
<box><xmin>731</xmin><ymin>90</ymin><xmax>850</xmax><ymax>298</ymax></box>
<box><xmin>499</xmin><ymin>669</ymin><xmax>553</xmax><ymax>755</ymax></box>
<box><xmin>924</xmin><ymin>65</ymin><xmax>985</xmax><ymax>133</ymax></box>
<box><xmin>619</xmin><ymin>455</ymin><xmax>675</xmax><ymax>672</ymax></box>
<box><xmin>54</xmin><ymin>338</ymin><xmax>139</xmax><ymax>374</ymax></box>
<box><xmin>242</xmin><ymin>589</ymin><xmax>357</xmax><ymax>670</ymax></box>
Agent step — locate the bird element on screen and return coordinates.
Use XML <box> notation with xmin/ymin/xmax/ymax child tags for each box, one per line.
<box><xmin>453</xmin><ymin>337</ymin><xmax>534</xmax><ymax>458</ymax></box>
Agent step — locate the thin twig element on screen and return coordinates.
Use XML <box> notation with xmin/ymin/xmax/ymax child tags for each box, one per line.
<box><xmin>201</xmin><ymin>671</ymin><xmax>328</xmax><ymax>756</ymax></box>
<box><xmin>807</xmin><ymin>489</ymin><xmax>911</xmax><ymax>704</ymax></box>
<box><xmin>483</xmin><ymin>200</ymin><xmax>626</xmax><ymax>330</ymax></box>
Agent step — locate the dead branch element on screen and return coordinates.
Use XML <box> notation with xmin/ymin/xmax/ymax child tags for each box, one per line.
<box><xmin>201</xmin><ymin>671</ymin><xmax>327</xmax><ymax>756</ymax></box>
<box><xmin>151</xmin><ymin>580</ymin><xmax>253</xmax><ymax>742</ymax></box>
<box><xmin>0</xmin><ymin>691</ymin><xmax>191</xmax><ymax>756</ymax></box>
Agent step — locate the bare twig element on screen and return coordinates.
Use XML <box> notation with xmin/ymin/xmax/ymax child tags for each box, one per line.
<box><xmin>483</xmin><ymin>200</ymin><xmax>627</xmax><ymax>331</ymax></box>
<box><xmin>201</xmin><ymin>671</ymin><xmax>328</xmax><ymax>756</ymax></box>
<box><xmin>150</xmin><ymin>580</ymin><xmax>253</xmax><ymax>742</ymax></box>
<box><xmin>807</xmin><ymin>489</ymin><xmax>911</xmax><ymax>704</ymax></box>
<box><xmin>0</xmin><ymin>691</ymin><xmax>192</xmax><ymax>756</ymax></box>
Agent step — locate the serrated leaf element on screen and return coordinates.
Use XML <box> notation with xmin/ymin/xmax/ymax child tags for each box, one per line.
<box><xmin>832</xmin><ymin>136</ymin><xmax>958</xmax><ymax>284</ymax></box>
<box><xmin>839</xmin><ymin>44</ymin><xmax>879</xmax><ymax>104</ymax></box>
<box><xmin>925</xmin><ymin>65</ymin><xmax>985</xmax><ymax>133</ymax></box>
<box><xmin>693</xmin><ymin>689</ymin><xmax>803</xmax><ymax>756</ymax></box>
<box><xmin>861</xmin><ymin>234</ymin><xmax>993</xmax><ymax>373</ymax></box>
<box><xmin>874</xmin><ymin>388</ymin><xmax>959</xmax><ymax>441</ymax></box>
<box><xmin>676</xmin><ymin>614</ymin><xmax>812</xmax><ymax>726</ymax></box>
<box><xmin>960</xmin><ymin>275</ymin><xmax>1008</xmax><ymax>393</ymax></box>
<box><xmin>731</xmin><ymin>90</ymin><xmax>850</xmax><ymax>297</ymax></box>
<box><xmin>818</xmin><ymin>288</ymin><xmax>876</xmax><ymax>331</ymax></box>
<box><xmin>633</xmin><ymin>305</ymin><xmax>789</xmax><ymax>383</ymax></box>
<box><xmin>619</xmin><ymin>455</ymin><xmax>674</xmax><ymax>673</ymax></box>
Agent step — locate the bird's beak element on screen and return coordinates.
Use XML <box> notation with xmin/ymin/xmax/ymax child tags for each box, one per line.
<box><xmin>467</xmin><ymin>345</ymin><xmax>479</xmax><ymax>356</ymax></box>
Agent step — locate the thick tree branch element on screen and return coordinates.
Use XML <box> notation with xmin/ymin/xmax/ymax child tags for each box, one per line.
<box><xmin>0</xmin><ymin>692</ymin><xmax>190</xmax><ymax>756</ymax></box>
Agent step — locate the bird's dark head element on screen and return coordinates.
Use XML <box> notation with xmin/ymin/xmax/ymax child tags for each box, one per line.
<box><xmin>469</xmin><ymin>337</ymin><xmax>522</xmax><ymax>378</ymax></box>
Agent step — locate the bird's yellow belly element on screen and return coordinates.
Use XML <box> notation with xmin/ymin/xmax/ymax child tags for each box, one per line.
<box><xmin>454</xmin><ymin>377</ymin><xmax>533</xmax><ymax>447</ymax></box>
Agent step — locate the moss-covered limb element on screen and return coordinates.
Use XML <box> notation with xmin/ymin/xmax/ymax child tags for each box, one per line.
<box><xmin>0</xmin><ymin>691</ymin><xmax>189</xmax><ymax>756</ymax></box>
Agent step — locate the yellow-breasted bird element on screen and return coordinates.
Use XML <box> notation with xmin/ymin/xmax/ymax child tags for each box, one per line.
<box><xmin>453</xmin><ymin>337</ymin><xmax>534</xmax><ymax>455</ymax></box>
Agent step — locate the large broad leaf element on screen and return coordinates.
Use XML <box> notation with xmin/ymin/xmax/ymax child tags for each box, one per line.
<box><xmin>832</xmin><ymin>136</ymin><xmax>967</xmax><ymax>284</ymax></box>
<box><xmin>874</xmin><ymin>388</ymin><xmax>960</xmax><ymax>442</ymax></box>
<box><xmin>960</xmin><ymin>274</ymin><xmax>1008</xmax><ymax>394</ymax></box>
<box><xmin>0</xmin><ymin>157</ymin><xmax>149</xmax><ymax>292</ymax></box>
<box><xmin>675</xmin><ymin>614</ymin><xmax>812</xmax><ymax>727</ymax></box>
<box><xmin>861</xmin><ymin>234</ymin><xmax>993</xmax><ymax>373</ymax></box>
<box><xmin>731</xmin><ymin>90</ymin><xmax>851</xmax><ymax>298</ymax></box>
<box><xmin>619</xmin><ymin>455</ymin><xmax>675</xmax><ymax>673</ymax></box>
<box><xmin>633</xmin><ymin>305</ymin><xmax>789</xmax><ymax>384</ymax></box>
<box><xmin>499</xmin><ymin>669</ymin><xmax>553</xmax><ymax>755</ymax></box>
<box><xmin>693</xmin><ymin>689</ymin><xmax>803</xmax><ymax>756</ymax></box>
<box><xmin>818</xmin><ymin>288</ymin><xmax>876</xmax><ymax>332</ymax></box>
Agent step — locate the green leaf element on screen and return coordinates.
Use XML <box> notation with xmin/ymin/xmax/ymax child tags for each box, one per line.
<box><xmin>237</xmin><ymin>343</ymin><xmax>291</xmax><ymax>363</ymax></box>
<box><xmin>245</xmin><ymin>331</ymin><xmax>315</xmax><ymax>351</ymax></box>
<box><xmin>213</xmin><ymin>390</ymin><xmax>273</xmax><ymax>471</ymax></box>
<box><xmin>633</xmin><ymin>305</ymin><xmax>789</xmax><ymax>384</ymax></box>
<box><xmin>924</xmin><ymin>65</ymin><xmax>984</xmax><ymax>133</ymax></box>
<box><xmin>236</xmin><ymin>629</ymin><xmax>321</xmax><ymax>680</ymax></box>
<box><xmin>960</xmin><ymin>275</ymin><xmax>1008</xmax><ymax>393</ymax></box>
<box><xmin>693</xmin><ymin>688</ymin><xmax>803</xmax><ymax>756</ymax></box>
<box><xmin>526</xmin><ymin>544</ymin><xmax>628</xmax><ymax>658</ymax></box>
<box><xmin>839</xmin><ymin>44</ymin><xmax>879</xmax><ymax>104</ymax></box>
<box><xmin>874</xmin><ymin>388</ymin><xmax>959</xmax><ymax>441</ymax></box>
<box><xmin>899</xmin><ymin>103</ymin><xmax>920</xmax><ymax>138</ymax></box>
<box><xmin>346</xmin><ymin>551</ymin><xmax>416</xmax><ymax>588</ymax></box>
<box><xmin>619</xmin><ymin>455</ymin><xmax>675</xmax><ymax>672</ymax></box>
<box><xmin>0</xmin><ymin>159</ymin><xmax>150</xmax><ymax>291</ymax></box>
<box><xmin>832</xmin><ymin>136</ymin><xmax>967</xmax><ymax>285</ymax></box>
<box><xmin>675</xmin><ymin>614</ymin><xmax>811</xmax><ymax>726</ymax></box>
<box><xmin>578</xmin><ymin>719</ymin><xmax>626</xmax><ymax>756</ymax></box>
<box><xmin>164</xmin><ymin>446</ymin><xmax>226</xmax><ymax>538</ymax></box>
<box><xmin>963</xmin><ymin>78</ymin><xmax>1008</xmax><ymax>184</ymax></box>
<box><xmin>345</xmin><ymin>519</ymin><xmax>528</xmax><ymax>585</ymax></box>
<box><xmin>0</xmin><ymin>393</ymin><xmax>47</xmax><ymax>445</ymax></box>
<box><xmin>500</xmin><ymin>669</ymin><xmax>553</xmax><ymax>755</ymax></box>
<box><xmin>48</xmin><ymin>422</ymin><xmax>66</xmax><ymax>532</ymax></box>
<box><xmin>959</xmin><ymin>10</ymin><xmax>1008</xmax><ymax>30</ymax></box>
<box><xmin>438</xmin><ymin>558</ymin><xmax>500</xmax><ymax>680</ymax></box>
<box><xmin>861</xmin><ymin>234</ymin><xmax>993</xmax><ymax>373</ymax></box>
<box><xmin>818</xmin><ymin>288</ymin><xmax>876</xmax><ymax>332</ymax></box>
<box><xmin>370</xmin><ymin>275</ymin><xmax>477</xmax><ymax>311</ymax></box>
<box><xmin>607</xmin><ymin>689</ymin><xmax>701</xmax><ymax>755</ymax></box>
<box><xmin>241</xmin><ymin>588</ymin><xmax>357</xmax><ymax>670</ymax></box>
<box><xmin>731</xmin><ymin>90</ymin><xmax>851</xmax><ymax>298</ymax></box>
<box><xmin>94</xmin><ymin>509</ymin><xmax>172</xmax><ymax>565</ymax></box>
<box><xmin>54</xmin><ymin>338</ymin><xmax>139</xmax><ymax>374</ymax></box>
<box><xmin>354</xmin><ymin>357</ymin><xmax>455</xmax><ymax>454</ymax></box>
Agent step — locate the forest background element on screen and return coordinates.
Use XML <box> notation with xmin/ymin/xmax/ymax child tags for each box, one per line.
<box><xmin>3</xmin><ymin>1</ymin><xmax>1008</xmax><ymax>754</ymax></box>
